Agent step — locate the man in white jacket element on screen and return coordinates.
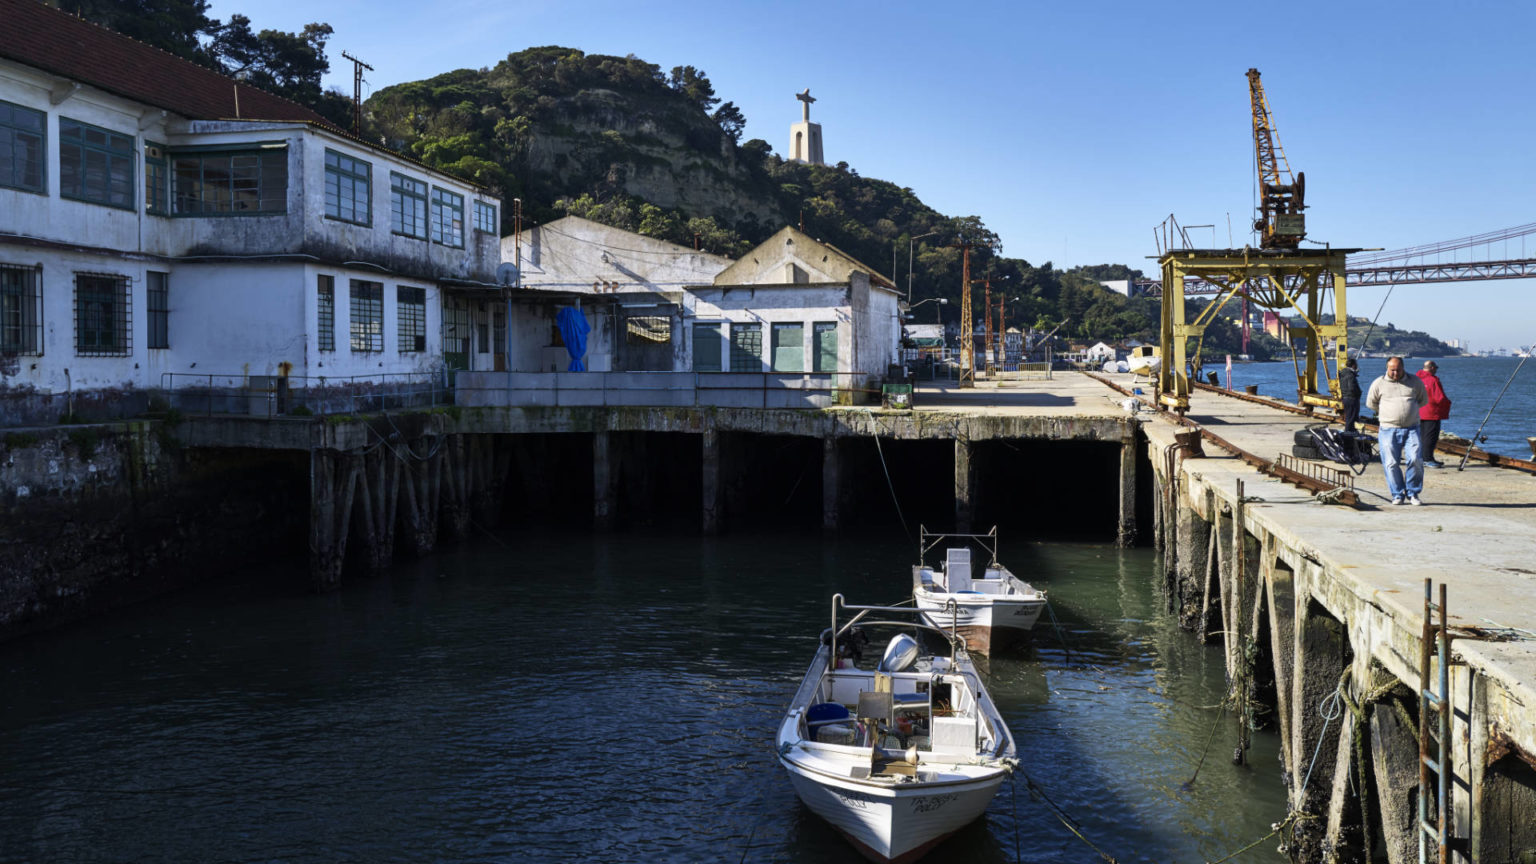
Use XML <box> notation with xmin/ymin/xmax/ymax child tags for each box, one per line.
<box><xmin>1365</xmin><ymin>356</ymin><xmax>1429</xmax><ymax>505</ymax></box>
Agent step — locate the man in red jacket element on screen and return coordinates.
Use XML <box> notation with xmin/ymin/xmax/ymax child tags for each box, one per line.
<box><xmin>1417</xmin><ymin>361</ymin><xmax>1452</xmax><ymax>468</ymax></box>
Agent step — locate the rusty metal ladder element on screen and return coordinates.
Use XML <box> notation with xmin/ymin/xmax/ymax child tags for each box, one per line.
<box><xmin>1418</xmin><ymin>579</ymin><xmax>1452</xmax><ymax>864</ymax></box>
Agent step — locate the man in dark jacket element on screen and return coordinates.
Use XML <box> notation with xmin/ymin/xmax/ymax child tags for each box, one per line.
<box><xmin>1338</xmin><ymin>357</ymin><xmax>1361</xmax><ymax>433</ymax></box>
<box><xmin>1417</xmin><ymin>360</ymin><xmax>1451</xmax><ymax>468</ymax></box>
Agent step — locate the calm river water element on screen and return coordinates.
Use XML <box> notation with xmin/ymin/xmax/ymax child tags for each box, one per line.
<box><xmin>0</xmin><ymin>529</ymin><xmax>1289</xmax><ymax>863</ymax></box>
<box><xmin>1222</xmin><ymin>356</ymin><xmax>1536</xmax><ymax>458</ymax></box>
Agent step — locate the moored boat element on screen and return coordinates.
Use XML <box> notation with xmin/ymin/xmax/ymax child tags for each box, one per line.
<box><xmin>776</xmin><ymin>595</ymin><xmax>1016</xmax><ymax>863</ymax></box>
<box><xmin>912</xmin><ymin>527</ymin><xmax>1046</xmax><ymax>655</ymax></box>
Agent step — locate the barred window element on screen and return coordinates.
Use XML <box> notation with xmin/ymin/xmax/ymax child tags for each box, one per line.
<box><xmin>147</xmin><ymin>271</ymin><xmax>169</xmax><ymax>349</ymax></box>
<box><xmin>474</xmin><ymin>199</ymin><xmax>497</xmax><ymax>234</ymax></box>
<box><xmin>60</xmin><ymin>118</ymin><xmax>134</xmax><ymax>210</ymax></box>
<box><xmin>1</xmin><ymin>99</ymin><xmax>46</xmax><ymax>194</ymax></box>
<box><xmin>0</xmin><ymin>263</ymin><xmax>43</xmax><ymax>355</ymax></box>
<box><xmin>144</xmin><ymin>143</ymin><xmax>168</xmax><ymax>214</ymax></box>
<box><xmin>317</xmin><ymin>275</ymin><xmax>335</xmax><ymax>351</ymax></box>
<box><xmin>172</xmin><ymin>150</ymin><xmax>286</xmax><ymax>214</ymax></box>
<box><xmin>349</xmin><ymin>279</ymin><xmax>383</xmax><ymax>352</ymax></box>
<box><xmin>430</xmin><ymin>187</ymin><xmax>464</xmax><ymax>248</ymax></box>
<box><xmin>729</xmin><ymin>322</ymin><xmax>762</xmax><ymax>372</ymax></box>
<box><xmin>74</xmin><ymin>273</ymin><xmax>131</xmax><ymax>356</ymax></box>
<box><xmin>391</xmin><ymin>173</ymin><xmax>428</xmax><ymax>239</ymax></box>
<box><xmin>397</xmin><ymin>286</ymin><xmax>426</xmax><ymax>353</ymax></box>
<box><xmin>324</xmin><ymin>149</ymin><xmax>370</xmax><ymax>225</ymax></box>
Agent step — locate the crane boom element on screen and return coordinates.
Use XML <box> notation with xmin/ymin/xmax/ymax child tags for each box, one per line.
<box><xmin>1246</xmin><ymin>68</ymin><xmax>1305</xmax><ymax>249</ymax></box>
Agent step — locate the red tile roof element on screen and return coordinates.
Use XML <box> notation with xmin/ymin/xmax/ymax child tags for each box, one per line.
<box><xmin>0</xmin><ymin>0</ymin><xmax>336</xmax><ymax>128</ymax></box>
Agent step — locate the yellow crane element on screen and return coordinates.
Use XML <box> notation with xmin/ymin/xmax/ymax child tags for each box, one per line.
<box><xmin>1156</xmin><ymin>69</ymin><xmax>1355</xmax><ymax>415</ymax></box>
<box><xmin>1247</xmin><ymin>68</ymin><xmax>1306</xmax><ymax>249</ymax></box>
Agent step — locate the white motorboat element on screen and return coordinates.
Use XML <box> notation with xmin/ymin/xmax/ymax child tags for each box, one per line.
<box><xmin>776</xmin><ymin>595</ymin><xmax>1016</xmax><ymax>863</ymax></box>
<box><xmin>912</xmin><ymin>528</ymin><xmax>1046</xmax><ymax>655</ymax></box>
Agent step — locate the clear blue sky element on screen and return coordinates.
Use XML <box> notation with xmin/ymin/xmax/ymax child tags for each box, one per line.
<box><xmin>211</xmin><ymin>0</ymin><xmax>1536</xmax><ymax>352</ymax></box>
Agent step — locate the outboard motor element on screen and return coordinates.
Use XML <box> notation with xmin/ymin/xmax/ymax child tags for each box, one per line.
<box><xmin>877</xmin><ymin>633</ymin><xmax>919</xmax><ymax>673</ymax></box>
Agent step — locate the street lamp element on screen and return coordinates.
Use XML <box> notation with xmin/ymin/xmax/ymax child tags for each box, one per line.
<box><xmin>907</xmin><ymin>230</ymin><xmax>942</xmax><ymax>301</ymax></box>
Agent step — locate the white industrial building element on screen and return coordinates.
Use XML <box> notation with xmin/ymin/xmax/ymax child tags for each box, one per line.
<box><xmin>503</xmin><ymin>220</ymin><xmax>901</xmax><ymax>380</ymax></box>
<box><xmin>0</xmin><ymin>0</ymin><xmax>501</xmax><ymax>423</ymax></box>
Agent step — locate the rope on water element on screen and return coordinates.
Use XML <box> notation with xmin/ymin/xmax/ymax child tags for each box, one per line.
<box><xmin>1183</xmin><ymin>688</ymin><xmax>1234</xmax><ymax>789</ymax></box>
<box><xmin>1019</xmin><ymin>769</ymin><xmax>1120</xmax><ymax>863</ymax></box>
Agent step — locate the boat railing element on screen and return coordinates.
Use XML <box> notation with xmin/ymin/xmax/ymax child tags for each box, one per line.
<box><xmin>917</xmin><ymin>524</ymin><xmax>1000</xmax><ymax>567</ymax></box>
<box><xmin>830</xmin><ymin>594</ymin><xmax>965</xmax><ymax>667</ymax></box>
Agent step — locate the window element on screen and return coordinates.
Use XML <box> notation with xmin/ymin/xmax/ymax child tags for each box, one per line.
<box><xmin>324</xmin><ymin>149</ymin><xmax>370</xmax><ymax>225</ymax></box>
<box><xmin>692</xmin><ymin>323</ymin><xmax>723</xmax><ymax>372</ymax></box>
<box><xmin>144</xmin><ymin>143</ymin><xmax>168</xmax><ymax>214</ymax></box>
<box><xmin>430</xmin><ymin>187</ymin><xmax>464</xmax><ymax>248</ymax></box>
<box><xmin>0</xmin><ymin>263</ymin><xmax>43</xmax><ymax>355</ymax></box>
<box><xmin>398</xmin><ymin>286</ymin><xmax>426</xmax><ymax>353</ymax></box>
<box><xmin>476</xmin><ymin>316</ymin><xmax>489</xmax><ymax>353</ymax></box>
<box><xmin>60</xmin><ymin>118</ymin><xmax>134</xmax><ymax>209</ymax></box>
<box><xmin>172</xmin><ymin>150</ymin><xmax>286</xmax><ymax>214</ymax></box>
<box><xmin>729</xmin><ymin>322</ymin><xmax>762</xmax><ymax>372</ymax></box>
<box><xmin>146</xmin><ymin>271</ymin><xmax>168</xmax><ymax>349</ymax></box>
<box><xmin>474</xmin><ymin>199</ymin><xmax>497</xmax><ymax>234</ymax></box>
<box><xmin>317</xmin><ymin>275</ymin><xmax>335</xmax><ymax>352</ymax></box>
<box><xmin>626</xmin><ymin>315</ymin><xmax>670</xmax><ymax>346</ymax></box>
<box><xmin>0</xmin><ymin>99</ymin><xmax>46</xmax><ymax>194</ymax></box>
<box><xmin>349</xmin><ymin>279</ymin><xmax>383</xmax><ymax>352</ymax></box>
<box><xmin>772</xmin><ymin>322</ymin><xmax>805</xmax><ymax>372</ymax></box>
<box><xmin>74</xmin><ymin>273</ymin><xmax>130</xmax><ymax>356</ymax></box>
<box><xmin>813</xmin><ymin>322</ymin><xmax>838</xmax><ymax>372</ymax></box>
<box><xmin>492</xmin><ymin>307</ymin><xmax>505</xmax><ymax>358</ymax></box>
<box><xmin>391</xmin><ymin>172</ymin><xmax>427</xmax><ymax>239</ymax></box>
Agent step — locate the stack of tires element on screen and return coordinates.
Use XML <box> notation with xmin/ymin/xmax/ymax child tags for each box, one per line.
<box><xmin>1292</xmin><ymin>424</ymin><xmax>1328</xmax><ymax>460</ymax></box>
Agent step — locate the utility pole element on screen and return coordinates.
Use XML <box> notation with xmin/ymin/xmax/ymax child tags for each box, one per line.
<box><xmin>340</xmin><ymin>51</ymin><xmax>373</xmax><ymax>136</ymax></box>
<box><xmin>983</xmin><ymin>280</ymin><xmax>993</xmax><ymax>375</ymax></box>
<box><xmin>950</xmin><ymin>238</ymin><xmax>977</xmax><ymax>388</ymax></box>
<box><xmin>507</xmin><ymin>198</ymin><xmax>522</xmax><ymax>364</ymax></box>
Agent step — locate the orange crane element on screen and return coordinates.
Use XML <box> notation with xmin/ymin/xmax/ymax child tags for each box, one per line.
<box><xmin>1246</xmin><ymin>68</ymin><xmax>1305</xmax><ymax>249</ymax></box>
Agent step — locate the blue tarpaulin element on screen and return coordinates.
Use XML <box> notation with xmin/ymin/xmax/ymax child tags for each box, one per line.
<box><xmin>557</xmin><ymin>306</ymin><xmax>591</xmax><ymax>371</ymax></box>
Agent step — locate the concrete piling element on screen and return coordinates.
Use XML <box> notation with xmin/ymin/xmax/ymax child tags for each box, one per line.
<box><xmin>592</xmin><ymin>430</ymin><xmax>614</xmax><ymax>530</ymax></box>
<box><xmin>822</xmin><ymin>435</ymin><xmax>840</xmax><ymax>531</ymax></box>
<box><xmin>1117</xmin><ymin>434</ymin><xmax>1137</xmax><ymax>547</ymax></box>
<box><xmin>701</xmin><ymin>425</ymin><xmax>721</xmax><ymax>535</ymax></box>
<box><xmin>954</xmin><ymin>438</ymin><xmax>973</xmax><ymax>533</ymax></box>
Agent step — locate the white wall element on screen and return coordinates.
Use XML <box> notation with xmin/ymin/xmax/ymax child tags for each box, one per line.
<box><xmin>684</xmin><ymin>284</ymin><xmax>852</xmax><ymax>373</ymax></box>
<box><xmin>509</xmin><ymin>216</ymin><xmax>732</xmax><ymax>295</ymax></box>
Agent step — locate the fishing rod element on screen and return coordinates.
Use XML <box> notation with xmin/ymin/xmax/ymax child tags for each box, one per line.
<box><xmin>1457</xmin><ymin>346</ymin><xmax>1534</xmax><ymax>471</ymax></box>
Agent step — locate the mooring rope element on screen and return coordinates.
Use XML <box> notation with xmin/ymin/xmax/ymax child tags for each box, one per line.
<box><xmin>858</xmin><ymin>409</ymin><xmax>910</xmax><ymax>537</ymax></box>
<box><xmin>1018</xmin><ymin>768</ymin><xmax>1120</xmax><ymax>863</ymax></box>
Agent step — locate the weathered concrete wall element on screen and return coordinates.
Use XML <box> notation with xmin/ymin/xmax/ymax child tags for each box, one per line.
<box><xmin>0</xmin><ymin>422</ymin><xmax>306</xmax><ymax>640</ymax></box>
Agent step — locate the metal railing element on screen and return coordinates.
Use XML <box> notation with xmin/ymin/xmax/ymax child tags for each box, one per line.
<box><xmin>159</xmin><ymin>371</ymin><xmax>449</xmax><ymax>418</ymax></box>
<box><xmin>905</xmin><ymin>349</ymin><xmax>1053</xmax><ymax>381</ymax></box>
<box><xmin>453</xmin><ymin>370</ymin><xmax>882</xmax><ymax>410</ymax></box>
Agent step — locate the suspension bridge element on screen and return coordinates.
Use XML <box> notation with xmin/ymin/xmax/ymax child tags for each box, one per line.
<box><xmin>1136</xmin><ymin>221</ymin><xmax>1536</xmax><ymax>294</ymax></box>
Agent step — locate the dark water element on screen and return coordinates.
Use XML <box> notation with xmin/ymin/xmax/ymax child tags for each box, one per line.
<box><xmin>0</xmin><ymin>530</ymin><xmax>1288</xmax><ymax>863</ymax></box>
<box><xmin>1221</xmin><ymin>356</ymin><xmax>1536</xmax><ymax>458</ymax></box>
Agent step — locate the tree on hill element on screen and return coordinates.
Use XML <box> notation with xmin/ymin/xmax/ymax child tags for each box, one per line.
<box><xmin>47</xmin><ymin>0</ymin><xmax>352</xmax><ymax>128</ymax></box>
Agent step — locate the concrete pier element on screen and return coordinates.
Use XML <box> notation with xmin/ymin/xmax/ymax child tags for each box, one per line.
<box><xmin>1134</xmin><ymin>378</ymin><xmax>1536</xmax><ymax>863</ymax></box>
